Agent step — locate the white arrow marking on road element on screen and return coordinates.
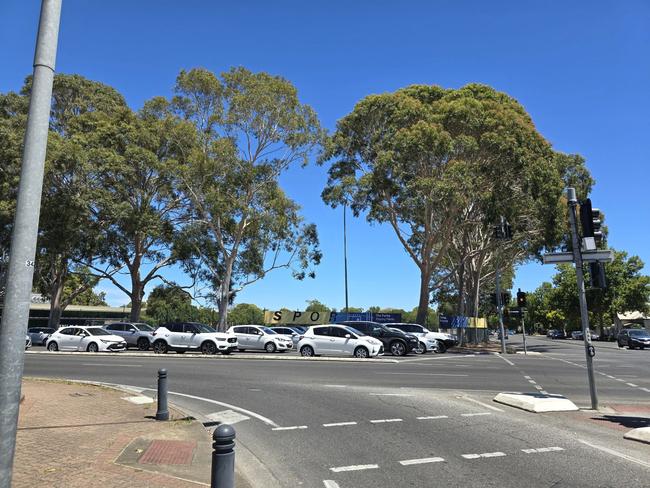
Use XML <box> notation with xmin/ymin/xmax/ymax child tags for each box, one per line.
<box><xmin>399</xmin><ymin>457</ymin><xmax>445</xmax><ymax>466</ymax></box>
<box><xmin>330</xmin><ymin>464</ymin><xmax>379</xmax><ymax>473</ymax></box>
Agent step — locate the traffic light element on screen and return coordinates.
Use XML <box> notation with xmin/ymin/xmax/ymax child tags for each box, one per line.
<box><xmin>516</xmin><ymin>288</ymin><xmax>527</xmax><ymax>308</ymax></box>
<box><xmin>490</xmin><ymin>292</ymin><xmax>511</xmax><ymax>306</ymax></box>
<box><xmin>589</xmin><ymin>262</ymin><xmax>607</xmax><ymax>289</ymax></box>
<box><xmin>579</xmin><ymin>198</ymin><xmax>604</xmax><ymax>247</ymax></box>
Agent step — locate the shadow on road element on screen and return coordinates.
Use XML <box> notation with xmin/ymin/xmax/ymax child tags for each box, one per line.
<box><xmin>592</xmin><ymin>415</ymin><xmax>650</xmax><ymax>429</ymax></box>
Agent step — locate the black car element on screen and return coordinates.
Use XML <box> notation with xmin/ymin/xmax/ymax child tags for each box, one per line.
<box><xmin>618</xmin><ymin>329</ymin><xmax>650</xmax><ymax>350</ymax></box>
<box><xmin>547</xmin><ymin>329</ymin><xmax>566</xmax><ymax>339</ymax></box>
<box><xmin>339</xmin><ymin>321</ymin><xmax>418</xmax><ymax>356</ymax></box>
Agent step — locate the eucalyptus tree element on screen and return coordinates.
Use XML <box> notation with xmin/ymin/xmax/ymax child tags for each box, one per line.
<box><xmin>322</xmin><ymin>83</ymin><xmax>591</xmax><ymax>324</ymax></box>
<box><xmin>167</xmin><ymin>67</ymin><xmax>324</xmax><ymax>329</ymax></box>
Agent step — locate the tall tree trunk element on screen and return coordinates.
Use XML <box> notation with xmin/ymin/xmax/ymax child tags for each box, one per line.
<box><xmin>129</xmin><ymin>276</ymin><xmax>144</xmax><ymax>322</ymax></box>
<box><xmin>217</xmin><ymin>262</ymin><xmax>234</xmax><ymax>331</ymax></box>
<box><xmin>415</xmin><ymin>265</ymin><xmax>431</xmax><ymax>325</ymax></box>
<box><xmin>48</xmin><ymin>275</ymin><xmax>65</xmax><ymax>329</ymax></box>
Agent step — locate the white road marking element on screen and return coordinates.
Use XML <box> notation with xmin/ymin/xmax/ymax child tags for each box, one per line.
<box><xmin>616</xmin><ymin>378</ymin><xmax>625</xmax><ymax>382</ymax></box>
<box><xmin>534</xmin><ymin>385</ymin><xmax>544</xmax><ymax>390</ymax></box>
<box><xmin>206</xmin><ymin>410</ymin><xmax>250</xmax><ymax>425</ymax></box>
<box><xmin>369</xmin><ymin>393</ymin><xmax>414</xmax><ymax>397</ymax></box>
<box><xmin>462</xmin><ymin>452</ymin><xmax>506</xmax><ymax>459</ymax></box>
<box><xmin>417</xmin><ymin>415</ymin><xmax>449</xmax><ymax>420</ymax></box>
<box><xmin>524</xmin><ymin>375</ymin><xmax>532</xmax><ymax>380</ymax></box>
<box><xmin>640</xmin><ymin>388</ymin><xmax>650</xmax><ymax>393</ymax></box>
<box><xmin>625</xmin><ymin>383</ymin><xmax>638</xmax><ymax>387</ymax></box>
<box><xmin>330</xmin><ymin>464</ymin><xmax>379</xmax><ymax>473</ymax></box>
<box><xmin>458</xmin><ymin>396</ymin><xmax>505</xmax><ymax>412</ymax></box>
<box><xmin>578</xmin><ymin>439</ymin><xmax>650</xmax><ymax>468</ymax></box>
<box><xmin>398</xmin><ymin>354</ymin><xmax>475</xmax><ymax>363</ymax></box>
<box><xmin>324</xmin><ymin>384</ymin><xmax>347</xmax><ymax>388</ymax></box>
<box><xmin>399</xmin><ymin>457</ymin><xmax>445</xmax><ymax>466</ymax></box>
<box><xmin>606</xmin><ymin>375</ymin><xmax>615</xmax><ymax>379</ymax></box>
<box><xmin>461</xmin><ymin>412</ymin><xmax>491</xmax><ymax>417</ymax></box>
<box><xmin>323</xmin><ymin>421</ymin><xmax>357</xmax><ymax>427</ymax></box>
<box><xmin>540</xmin><ymin>390</ymin><xmax>549</xmax><ymax>395</ymax></box>
<box><xmin>248</xmin><ymin>388</ymin><xmax>262</xmax><ymax>391</ymax></box>
<box><xmin>82</xmin><ymin>363</ymin><xmax>142</xmax><ymax>367</ymax></box>
<box><xmin>370</xmin><ymin>418</ymin><xmax>403</xmax><ymax>423</ymax></box>
<box><xmin>522</xmin><ymin>447</ymin><xmax>564</xmax><ymax>454</ymax></box>
<box><xmin>121</xmin><ymin>395</ymin><xmax>154</xmax><ymax>404</ymax></box>
<box><xmin>528</xmin><ymin>380</ymin><xmax>537</xmax><ymax>384</ymax></box>
<box><xmin>382</xmin><ymin>372</ymin><xmax>469</xmax><ymax>377</ymax></box>
<box><xmin>272</xmin><ymin>425</ymin><xmax>308</xmax><ymax>431</ymax></box>
<box><xmin>497</xmin><ymin>355</ymin><xmax>515</xmax><ymax>366</ymax></box>
<box><xmin>323</xmin><ymin>481</ymin><xmax>340</xmax><ymax>488</ymax></box>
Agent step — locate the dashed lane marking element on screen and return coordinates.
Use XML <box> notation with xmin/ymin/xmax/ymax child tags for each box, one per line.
<box><xmin>625</xmin><ymin>383</ymin><xmax>639</xmax><ymax>387</ymax></box>
<box><xmin>272</xmin><ymin>425</ymin><xmax>308</xmax><ymax>431</ymax></box>
<box><xmin>324</xmin><ymin>384</ymin><xmax>347</xmax><ymax>388</ymax></box>
<box><xmin>399</xmin><ymin>457</ymin><xmax>445</xmax><ymax>466</ymax></box>
<box><xmin>524</xmin><ymin>376</ymin><xmax>532</xmax><ymax>380</ymax></box>
<box><xmin>461</xmin><ymin>412</ymin><xmax>491</xmax><ymax>417</ymax></box>
<box><xmin>641</xmin><ymin>388</ymin><xmax>650</xmax><ymax>393</ymax></box>
<box><xmin>330</xmin><ymin>464</ymin><xmax>379</xmax><ymax>473</ymax></box>
<box><xmin>370</xmin><ymin>418</ymin><xmax>403</xmax><ymax>424</ymax></box>
<box><xmin>457</xmin><ymin>395</ymin><xmax>505</xmax><ymax>412</ymax></box>
<box><xmin>382</xmin><ymin>372</ymin><xmax>469</xmax><ymax>377</ymax></box>
<box><xmin>323</xmin><ymin>422</ymin><xmax>357</xmax><ymax>427</ymax></box>
<box><xmin>417</xmin><ymin>415</ymin><xmax>449</xmax><ymax>420</ymax></box>
<box><xmin>522</xmin><ymin>447</ymin><xmax>564</xmax><ymax>454</ymax></box>
<box><xmin>323</xmin><ymin>481</ymin><xmax>340</xmax><ymax>488</ymax></box>
<box><xmin>369</xmin><ymin>393</ymin><xmax>414</xmax><ymax>397</ymax></box>
<box><xmin>462</xmin><ymin>452</ymin><xmax>506</xmax><ymax>459</ymax></box>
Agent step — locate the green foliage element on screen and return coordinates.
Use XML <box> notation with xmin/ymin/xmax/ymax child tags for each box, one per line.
<box><xmin>228</xmin><ymin>303</ymin><xmax>265</xmax><ymax>325</ymax></box>
<box><xmin>305</xmin><ymin>299</ymin><xmax>330</xmax><ymax>313</ymax></box>
<box><xmin>145</xmin><ymin>284</ymin><xmax>217</xmax><ymax>325</ymax></box>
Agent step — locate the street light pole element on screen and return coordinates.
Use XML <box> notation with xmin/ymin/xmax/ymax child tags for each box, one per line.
<box><xmin>0</xmin><ymin>1</ymin><xmax>62</xmax><ymax>485</ymax></box>
<box><xmin>343</xmin><ymin>202</ymin><xmax>350</xmax><ymax>320</ymax></box>
<box><xmin>567</xmin><ymin>187</ymin><xmax>599</xmax><ymax>410</ymax></box>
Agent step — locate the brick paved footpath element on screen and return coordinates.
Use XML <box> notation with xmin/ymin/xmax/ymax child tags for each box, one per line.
<box><xmin>13</xmin><ymin>379</ymin><xmax>214</xmax><ymax>487</ymax></box>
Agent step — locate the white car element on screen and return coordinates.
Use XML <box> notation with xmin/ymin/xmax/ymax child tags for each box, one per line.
<box><xmin>386</xmin><ymin>323</ymin><xmax>458</xmax><ymax>353</ymax></box>
<box><xmin>46</xmin><ymin>326</ymin><xmax>126</xmax><ymax>352</ymax></box>
<box><xmin>151</xmin><ymin>322</ymin><xmax>237</xmax><ymax>355</ymax></box>
<box><xmin>297</xmin><ymin>324</ymin><xmax>384</xmax><ymax>358</ymax></box>
<box><xmin>228</xmin><ymin>325</ymin><xmax>293</xmax><ymax>353</ymax></box>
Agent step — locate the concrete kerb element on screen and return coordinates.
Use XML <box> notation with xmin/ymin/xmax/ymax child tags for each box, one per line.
<box><xmin>25</xmin><ymin>377</ymin><xmax>264</xmax><ymax>488</ymax></box>
<box><xmin>624</xmin><ymin>427</ymin><xmax>650</xmax><ymax>445</ymax></box>
<box><xmin>494</xmin><ymin>392</ymin><xmax>579</xmax><ymax>413</ymax></box>
<box><xmin>25</xmin><ymin>350</ymin><xmax>400</xmax><ymax>363</ymax></box>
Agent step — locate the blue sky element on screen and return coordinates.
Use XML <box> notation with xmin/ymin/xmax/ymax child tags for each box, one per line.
<box><xmin>2</xmin><ymin>1</ymin><xmax>648</xmax><ymax>311</ymax></box>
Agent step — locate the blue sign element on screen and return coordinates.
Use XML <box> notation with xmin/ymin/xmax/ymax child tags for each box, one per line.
<box><xmin>331</xmin><ymin>312</ymin><xmax>402</xmax><ymax>324</ymax></box>
<box><xmin>439</xmin><ymin>315</ymin><xmax>469</xmax><ymax>328</ymax></box>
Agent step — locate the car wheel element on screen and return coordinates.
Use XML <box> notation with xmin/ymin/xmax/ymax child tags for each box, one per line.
<box><xmin>201</xmin><ymin>341</ymin><xmax>217</xmax><ymax>355</ymax></box>
<box><xmin>152</xmin><ymin>340</ymin><xmax>168</xmax><ymax>354</ymax></box>
<box><xmin>389</xmin><ymin>340</ymin><xmax>407</xmax><ymax>356</ymax></box>
<box><xmin>47</xmin><ymin>341</ymin><xmax>59</xmax><ymax>352</ymax></box>
<box><xmin>354</xmin><ymin>346</ymin><xmax>369</xmax><ymax>358</ymax></box>
<box><xmin>137</xmin><ymin>338</ymin><xmax>150</xmax><ymax>351</ymax></box>
<box><xmin>265</xmin><ymin>342</ymin><xmax>277</xmax><ymax>353</ymax></box>
<box><xmin>436</xmin><ymin>341</ymin><xmax>447</xmax><ymax>354</ymax></box>
<box><xmin>87</xmin><ymin>342</ymin><xmax>99</xmax><ymax>353</ymax></box>
<box><xmin>300</xmin><ymin>345</ymin><xmax>314</xmax><ymax>357</ymax></box>
<box><xmin>414</xmin><ymin>342</ymin><xmax>426</xmax><ymax>355</ymax></box>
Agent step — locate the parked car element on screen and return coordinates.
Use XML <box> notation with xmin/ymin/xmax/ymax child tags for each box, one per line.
<box><xmin>617</xmin><ymin>329</ymin><xmax>650</xmax><ymax>350</ymax></box>
<box><xmin>384</xmin><ymin>323</ymin><xmax>457</xmax><ymax>353</ymax></box>
<box><xmin>297</xmin><ymin>324</ymin><xmax>383</xmax><ymax>358</ymax></box>
<box><xmin>151</xmin><ymin>322</ymin><xmax>237</xmax><ymax>354</ymax></box>
<box><xmin>547</xmin><ymin>329</ymin><xmax>566</xmax><ymax>339</ymax></box>
<box><xmin>227</xmin><ymin>325</ymin><xmax>293</xmax><ymax>353</ymax></box>
<box><xmin>270</xmin><ymin>326</ymin><xmax>306</xmax><ymax>345</ymax></box>
<box><xmin>339</xmin><ymin>321</ymin><xmax>418</xmax><ymax>356</ymax></box>
<box><xmin>571</xmin><ymin>331</ymin><xmax>583</xmax><ymax>340</ymax></box>
<box><xmin>27</xmin><ymin>327</ymin><xmax>55</xmax><ymax>346</ymax></box>
<box><xmin>25</xmin><ymin>335</ymin><xmax>32</xmax><ymax>350</ymax></box>
<box><xmin>104</xmin><ymin>322</ymin><xmax>156</xmax><ymax>350</ymax></box>
<box><xmin>46</xmin><ymin>326</ymin><xmax>126</xmax><ymax>352</ymax></box>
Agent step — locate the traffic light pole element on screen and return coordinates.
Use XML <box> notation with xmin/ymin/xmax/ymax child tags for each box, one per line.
<box><xmin>567</xmin><ymin>188</ymin><xmax>599</xmax><ymax>410</ymax></box>
<box><xmin>520</xmin><ymin>309</ymin><xmax>527</xmax><ymax>355</ymax></box>
<box><xmin>495</xmin><ymin>262</ymin><xmax>506</xmax><ymax>354</ymax></box>
<box><xmin>0</xmin><ymin>2</ymin><xmax>62</xmax><ymax>486</ymax></box>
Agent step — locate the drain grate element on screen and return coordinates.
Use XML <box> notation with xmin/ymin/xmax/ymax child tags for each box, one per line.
<box><xmin>138</xmin><ymin>440</ymin><xmax>196</xmax><ymax>465</ymax></box>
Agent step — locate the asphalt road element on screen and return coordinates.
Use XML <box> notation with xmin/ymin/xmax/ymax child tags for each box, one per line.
<box><xmin>23</xmin><ymin>337</ymin><xmax>650</xmax><ymax>488</ymax></box>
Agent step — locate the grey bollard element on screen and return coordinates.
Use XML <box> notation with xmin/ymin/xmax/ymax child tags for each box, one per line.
<box><xmin>155</xmin><ymin>368</ymin><xmax>169</xmax><ymax>421</ymax></box>
<box><xmin>211</xmin><ymin>424</ymin><xmax>236</xmax><ymax>488</ymax></box>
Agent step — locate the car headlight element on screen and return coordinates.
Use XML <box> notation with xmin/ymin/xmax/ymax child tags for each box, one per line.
<box><xmin>100</xmin><ymin>339</ymin><xmax>113</xmax><ymax>343</ymax></box>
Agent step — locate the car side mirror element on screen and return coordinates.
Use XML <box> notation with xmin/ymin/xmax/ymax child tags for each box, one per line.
<box><xmin>345</xmin><ymin>334</ymin><xmax>351</xmax><ymax>339</ymax></box>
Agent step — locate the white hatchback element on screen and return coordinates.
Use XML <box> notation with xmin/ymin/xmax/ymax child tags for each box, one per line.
<box><xmin>297</xmin><ymin>324</ymin><xmax>383</xmax><ymax>358</ymax></box>
<box><xmin>228</xmin><ymin>325</ymin><xmax>293</xmax><ymax>353</ymax></box>
<box><xmin>46</xmin><ymin>326</ymin><xmax>126</xmax><ymax>352</ymax></box>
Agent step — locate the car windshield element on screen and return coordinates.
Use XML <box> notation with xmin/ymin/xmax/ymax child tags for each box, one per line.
<box><xmin>345</xmin><ymin>326</ymin><xmax>363</xmax><ymax>336</ymax></box>
<box><xmin>194</xmin><ymin>323</ymin><xmax>215</xmax><ymax>333</ymax></box>
<box><xmin>629</xmin><ymin>330</ymin><xmax>650</xmax><ymax>338</ymax></box>
<box><xmin>260</xmin><ymin>327</ymin><xmax>276</xmax><ymax>334</ymax></box>
<box><xmin>134</xmin><ymin>323</ymin><xmax>154</xmax><ymax>331</ymax></box>
<box><xmin>86</xmin><ymin>328</ymin><xmax>111</xmax><ymax>336</ymax></box>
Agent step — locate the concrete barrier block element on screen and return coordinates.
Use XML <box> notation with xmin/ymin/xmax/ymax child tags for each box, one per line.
<box><xmin>494</xmin><ymin>392</ymin><xmax>579</xmax><ymax>413</ymax></box>
<box><xmin>624</xmin><ymin>427</ymin><xmax>650</xmax><ymax>444</ymax></box>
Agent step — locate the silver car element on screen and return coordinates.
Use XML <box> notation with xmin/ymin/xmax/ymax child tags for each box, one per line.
<box><xmin>103</xmin><ymin>322</ymin><xmax>155</xmax><ymax>350</ymax></box>
<box><xmin>27</xmin><ymin>327</ymin><xmax>55</xmax><ymax>346</ymax></box>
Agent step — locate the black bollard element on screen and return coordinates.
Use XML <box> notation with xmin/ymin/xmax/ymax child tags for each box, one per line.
<box><xmin>155</xmin><ymin>368</ymin><xmax>169</xmax><ymax>421</ymax></box>
<box><xmin>211</xmin><ymin>423</ymin><xmax>236</xmax><ymax>488</ymax></box>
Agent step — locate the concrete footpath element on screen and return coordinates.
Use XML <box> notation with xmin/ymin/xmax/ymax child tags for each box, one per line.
<box><xmin>14</xmin><ymin>379</ymin><xmax>252</xmax><ymax>488</ymax></box>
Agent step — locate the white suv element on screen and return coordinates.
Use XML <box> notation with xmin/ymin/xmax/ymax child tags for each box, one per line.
<box><xmin>297</xmin><ymin>324</ymin><xmax>383</xmax><ymax>358</ymax></box>
<box><xmin>386</xmin><ymin>323</ymin><xmax>457</xmax><ymax>353</ymax></box>
<box><xmin>151</xmin><ymin>322</ymin><xmax>237</xmax><ymax>355</ymax></box>
<box><xmin>228</xmin><ymin>325</ymin><xmax>293</xmax><ymax>353</ymax></box>
<box><xmin>46</xmin><ymin>326</ymin><xmax>126</xmax><ymax>352</ymax></box>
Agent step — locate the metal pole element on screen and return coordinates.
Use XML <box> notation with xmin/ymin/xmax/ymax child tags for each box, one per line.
<box><xmin>211</xmin><ymin>424</ymin><xmax>236</xmax><ymax>488</ymax></box>
<box><xmin>495</xmin><ymin>263</ymin><xmax>507</xmax><ymax>354</ymax></box>
<box><xmin>156</xmin><ymin>369</ymin><xmax>169</xmax><ymax>421</ymax></box>
<box><xmin>0</xmin><ymin>2</ymin><xmax>62</xmax><ymax>486</ymax></box>
<box><xmin>343</xmin><ymin>202</ymin><xmax>349</xmax><ymax>320</ymax></box>
<box><xmin>567</xmin><ymin>188</ymin><xmax>599</xmax><ymax>410</ymax></box>
<box><xmin>521</xmin><ymin>309</ymin><xmax>528</xmax><ymax>355</ymax></box>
